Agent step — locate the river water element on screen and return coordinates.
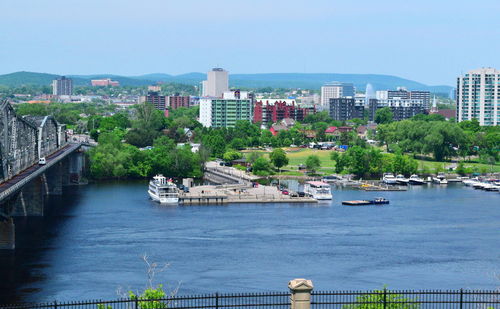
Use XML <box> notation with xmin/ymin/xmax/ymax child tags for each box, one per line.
<box><xmin>1</xmin><ymin>181</ymin><xmax>499</xmax><ymax>304</ymax></box>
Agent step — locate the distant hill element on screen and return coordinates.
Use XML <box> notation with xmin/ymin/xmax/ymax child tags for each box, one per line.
<box><xmin>0</xmin><ymin>71</ymin><xmax>453</xmax><ymax>94</ymax></box>
<box><xmin>0</xmin><ymin>71</ymin><xmax>89</xmax><ymax>87</ymax></box>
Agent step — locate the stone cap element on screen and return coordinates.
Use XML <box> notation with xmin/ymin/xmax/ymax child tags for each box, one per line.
<box><xmin>288</xmin><ymin>278</ymin><xmax>314</xmax><ymax>292</ymax></box>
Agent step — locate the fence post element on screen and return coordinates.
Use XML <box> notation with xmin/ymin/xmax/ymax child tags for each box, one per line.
<box><xmin>54</xmin><ymin>300</ymin><xmax>57</xmax><ymax>309</ymax></box>
<box><xmin>459</xmin><ymin>288</ymin><xmax>463</xmax><ymax>309</ymax></box>
<box><xmin>383</xmin><ymin>288</ymin><xmax>387</xmax><ymax>309</ymax></box>
<box><xmin>215</xmin><ymin>292</ymin><xmax>219</xmax><ymax>309</ymax></box>
<box><xmin>135</xmin><ymin>297</ymin><xmax>139</xmax><ymax>309</ymax></box>
<box><xmin>289</xmin><ymin>279</ymin><xmax>314</xmax><ymax>309</ymax></box>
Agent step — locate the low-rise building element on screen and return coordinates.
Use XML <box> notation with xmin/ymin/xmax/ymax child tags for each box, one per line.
<box><xmin>253</xmin><ymin>100</ymin><xmax>314</xmax><ymax>124</ymax></box>
<box><xmin>91</xmin><ymin>78</ymin><xmax>120</xmax><ymax>87</ymax></box>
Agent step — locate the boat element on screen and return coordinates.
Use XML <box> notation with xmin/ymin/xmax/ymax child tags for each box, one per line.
<box><xmin>382</xmin><ymin>173</ymin><xmax>398</xmax><ymax>185</ymax></box>
<box><xmin>304</xmin><ymin>181</ymin><xmax>333</xmax><ymax>200</ymax></box>
<box><xmin>342</xmin><ymin>197</ymin><xmax>389</xmax><ymax>206</ymax></box>
<box><xmin>409</xmin><ymin>174</ymin><xmax>425</xmax><ymax>185</ymax></box>
<box><xmin>371</xmin><ymin>197</ymin><xmax>390</xmax><ymax>204</ymax></box>
<box><xmin>482</xmin><ymin>183</ymin><xmax>500</xmax><ymax>192</ymax></box>
<box><xmin>432</xmin><ymin>173</ymin><xmax>448</xmax><ymax>185</ymax></box>
<box><xmin>148</xmin><ymin>175</ymin><xmax>180</xmax><ymax>204</ymax></box>
<box><xmin>395</xmin><ymin>174</ymin><xmax>409</xmax><ymax>185</ymax></box>
<box><xmin>462</xmin><ymin>178</ymin><xmax>479</xmax><ymax>186</ymax></box>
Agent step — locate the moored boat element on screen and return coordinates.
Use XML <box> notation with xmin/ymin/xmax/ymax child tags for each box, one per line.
<box><xmin>382</xmin><ymin>173</ymin><xmax>398</xmax><ymax>185</ymax></box>
<box><xmin>148</xmin><ymin>175</ymin><xmax>180</xmax><ymax>204</ymax></box>
<box><xmin>432</xmin><ymin>173</ymin><xmax>448</xmax><ymax>185</ymax></box>
<box><xmin>409</xmin><ymin>174</ymin><xmax>425</xmax><ymax>185</ymax></box>
<box><xmin>395</xmin><ymin>174</ymin><xmax>409</xmax><ymax>185</ymax></box>
<box><xmin>304</xmin><ymin>181</ymin><xmax>333</xmax><ymax>200</ymax></box>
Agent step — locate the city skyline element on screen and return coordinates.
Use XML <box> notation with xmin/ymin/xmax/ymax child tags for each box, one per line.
<box><xmin>1</xmin><ymin>0</ymin><xmax>499</xmax><ymax>86</ymax></box>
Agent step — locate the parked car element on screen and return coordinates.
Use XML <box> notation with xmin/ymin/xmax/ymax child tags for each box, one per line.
<box><xmin>297</xmin><ymin>191</ymin><xmax>306</xmax><ymax>197</ymax></box>
<box><xmin>281</xmin><ymin>190</ymin><xmax>289</xmax><ymax>195</ymax></box>
<box><xmin>290</xmin><ymin>192</ymin><xmax>298</xmax><ymax>197</ymax></box>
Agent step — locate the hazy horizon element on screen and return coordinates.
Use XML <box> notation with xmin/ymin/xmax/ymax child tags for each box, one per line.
<box><xmin>1</xmin><ymin>0</ymin><xmax>498</xmax><ymax>86</ymax></box>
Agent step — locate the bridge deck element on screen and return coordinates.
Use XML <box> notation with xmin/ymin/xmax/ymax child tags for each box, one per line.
<box><xmin>0</xmin><ymin>143</ymin><xmax>81</xmax><ymax>203</ymax></box>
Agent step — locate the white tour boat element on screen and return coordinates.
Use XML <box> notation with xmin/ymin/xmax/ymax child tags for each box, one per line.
<box><xmin>148</xmin><ymin>175</ymin><xmax>180</xmax><ymax>204</ymax></box>
<box><xmin>304</xmin><ymin>181</ymin><xmax>333</xmax><ymax>200</ymax></box>
<box><xmin>382</xmin><ymin>173</ymin><xmax>398</xmax><ymax>185</ymax></box>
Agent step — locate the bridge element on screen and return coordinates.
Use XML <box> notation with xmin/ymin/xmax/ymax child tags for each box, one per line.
<box><xmin>0</xmin><ymin>100</ymin><xmax>86</xmax><ymax>250</ymax></box>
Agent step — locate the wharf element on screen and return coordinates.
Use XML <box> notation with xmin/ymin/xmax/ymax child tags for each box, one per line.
<box><xmin>357</xmin><ymin>181</ymin><xmax>407</xmax><ymax>191</ymax></box>
<box><xmin>179</xmin><ymin>184</ymin><xmax>317</xmax><ymax>205</ymax></box>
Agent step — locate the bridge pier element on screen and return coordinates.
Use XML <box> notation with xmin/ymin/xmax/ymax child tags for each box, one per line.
<box><xmin>46</xmin><ymin>162</ymin><xmax>63</xmax><ymax>195</ymax></box>
<box><xmin>12</xmin><ymin>177</ymin><xmax>45</xmax><ymax>216</ymax></box>
<box><xmin>0</xmin><ymin>218</ymin><xmax>15</xmax><ymax>250</ymax></box>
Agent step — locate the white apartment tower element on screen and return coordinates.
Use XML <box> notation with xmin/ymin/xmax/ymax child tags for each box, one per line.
<box><xmin>320</xmin><ymin>82</ymin><xmax>355</xmax><ymax>109</ymax></box>
<box><xmin>457</xmin><ymin>67</ymin><xmax>500</xmax><ymax>126</ymax></box>
<box><xmin>205</xmin><ymin>68</ymin><xmax>229</xmax><ymax>97</ymax></box>
<box><xmin>52</xmin><ymin>76</ymin><xmax>73</xmax><ymax>96</ymax></box>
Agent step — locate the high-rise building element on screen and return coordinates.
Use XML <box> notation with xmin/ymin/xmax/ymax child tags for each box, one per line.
<box><xmin>199</xmin><ymin>91</ymin><xmax>253</xmax><ymax>128</ymax></box>
<box><xmin>457</xmin><ymin>67</ymin><xmax>500</xmax><ymax>126</ymax></box>
<box><xmin>320</xmin><ymin>82</ymin><xmax>355</xmax><ymax>109</ymax></box>
<box><xmin>52</xmin><ymin>76</ymin><xmax>73</xmax><ymax>96</ymax></box>
<box><xmin>204</xmin><ymin>68</ymin><xmax>229</xmax><ymax>97</ymax></box>
<box><xmin>140</xmin><ymin>91</ymin><xmax>167</xmax><ymax>110</ymax></box>
<box><xmin>167</xmin><ymin>95</ymin><xmax>190</xmax><ymax>110</ymax></box>
<box><xmin>329</xmin><ymin>98</ymin><xmax>364</xmax><ymax>121</ymax></box>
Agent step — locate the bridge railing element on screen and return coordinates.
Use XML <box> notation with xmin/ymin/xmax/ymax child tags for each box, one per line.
<box><xmin>0</xmin><ymin>143</ymin><xmax>81</xmax><ymax>202</ymax></box>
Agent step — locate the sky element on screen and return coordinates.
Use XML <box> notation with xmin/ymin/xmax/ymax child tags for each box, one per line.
<box><xmin>0</xmin><ymin>0</ymin><xmax>499</xmax><ymax>86</ymax></box>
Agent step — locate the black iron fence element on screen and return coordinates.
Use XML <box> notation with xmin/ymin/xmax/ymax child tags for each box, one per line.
<box><xmin>1</xmin><ymin>290</ymin><xmax>499</xmax><ymax>309</ymax></box>
<box><xmin>311</xmin><ymin>289</ymin><xmax>500</xmax><ymax>308</ymax></box>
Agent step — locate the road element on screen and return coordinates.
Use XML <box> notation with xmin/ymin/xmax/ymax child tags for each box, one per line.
<box><xmin>0</xmin><ymin>143</ymin><xmax>81</xmax><ymax>201</ymax></box>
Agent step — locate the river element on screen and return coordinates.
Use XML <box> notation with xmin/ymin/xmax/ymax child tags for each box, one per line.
<box><xmin>1</xmin><ymin>181</ymin><xmax>499</xmax><ymax>304</ymax></box>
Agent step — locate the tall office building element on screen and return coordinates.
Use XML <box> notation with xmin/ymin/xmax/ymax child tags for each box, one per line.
<box><xmin>199</xmin><ymin>91</ymin><xmax>253</xmax><ymax>128</ymax></box>
<box><xmin>329</xmin><ymin>98</ymin><xmax>364</xmax><ymax>121</ymax></box>
<box><xmin>52</xmin><ymin>76</ymin><xmax>73</xmax><ymax>96</ymax></box>
<box><xmin>204</xmin><ymin>68</ymin><xmax>229</xmax><ymax>97</ymax></box>
<box><xmin>457</xmin><ymin>67</ymin><xmax>500</xmax><ymax>126</ymax></box>
<box><xmin>320</xmin><ymin>82</ymin><xmax>355</xmax><ymax>109</ymax></box>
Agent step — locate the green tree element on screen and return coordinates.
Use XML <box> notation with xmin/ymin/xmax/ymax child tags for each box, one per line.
<box><xmin>252</xmin><ymin>157</ymin><xmax>272</xmax><ymax>176</ymax></box>
<box><xmin>305</xmin><ymin>155</ymin><xmax>321</xmax><ymax>174</ymax></box>
<box><xmin>269</xmin><ymin>148</ymin><xmax>289</xmax><ymax>172</ymax></box>
<box><xmin>375</xmin><ymin>107</ymin><xmax>393</xmax><ymax>124</ymax></box>
<box><xmin>223</xmin><ymin>150</ymin><xmax>242</xmax><ymax>162</ymax></box>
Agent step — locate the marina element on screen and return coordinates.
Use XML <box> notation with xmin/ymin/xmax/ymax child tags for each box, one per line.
<box><xmin>2</xmin><ymin>180</ymin><xmax>499</xmax><ymax>304</ymax></box>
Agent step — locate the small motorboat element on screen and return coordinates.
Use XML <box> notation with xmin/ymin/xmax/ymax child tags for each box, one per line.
<box><xmin>382</xmin><ymin>173</ymin><xmax>398</xmax><ymax>185</ymax></box>
<box><xmin>395</xmin><ymin>174</ymin><xmax>409</xmax><ymax>185</ymax></box>
<box><xmin>432</xmin><ymin>173</ymin><xmax>448</xmax><ymax>185</ymax></box>
<box><xmin>409</xmin><ymin>174</ymin><xmax>425</xmax><ymax>185</ymax></box>
<box><xmin>371</xmin><ymin>197</ymin><xmax>390</xmax><ymax>204</ymax></box>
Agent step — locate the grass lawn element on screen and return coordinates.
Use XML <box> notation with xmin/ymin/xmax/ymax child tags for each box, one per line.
<box><xmin>416</xmin><ymin>159</ymin><xmax>500</xmax><ymax>173</ymax></box>
<box><xmin>285</xmin><ymin>148</ymin><xmax>336</xmax><ymax>168</ymax></box>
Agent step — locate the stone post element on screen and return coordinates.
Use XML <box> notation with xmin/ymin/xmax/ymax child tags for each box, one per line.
<box><xmin>0</xmin><ymin>218</ymin><xmax>15</xmax><ymax>250</ymax></box>
<box><xmin>289</xmin><ymin>278</ymin><xmax>314</xmax><ymax>309</ymax></box>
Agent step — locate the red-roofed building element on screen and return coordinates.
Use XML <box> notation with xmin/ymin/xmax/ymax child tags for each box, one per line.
<box><xmin>429</xmin><ymin>109</ymin><xmax>456</xmax><ymax>120</ymax></box>
<box><xmin>325</xmin><ymin>126</ymin><xmax>337</xmax><ymax>136</ymax></box>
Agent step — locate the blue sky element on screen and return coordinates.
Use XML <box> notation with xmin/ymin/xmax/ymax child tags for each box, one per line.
<box><xmin>0</xmin><ymin>0</ymin><xmax>499</xmax><ymax>86</ymax></box>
